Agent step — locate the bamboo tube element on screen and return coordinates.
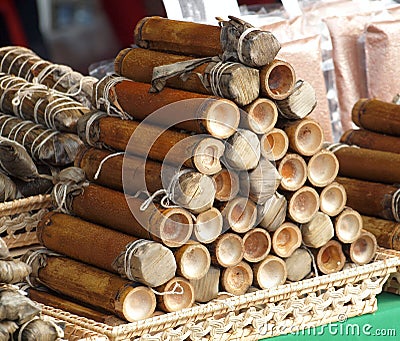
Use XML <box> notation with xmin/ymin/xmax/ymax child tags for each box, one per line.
<box><xmin>190</xmin><ymin>266</ymin><xmax>220</xmax><ymax>303</ymax></box>
<box><xmin>258</xmin><ymin>192</ymin><xmax>287</xmax><ymax>232</ymax></box>
<box><xmin>252</xmin><ymin>255</ymin><xmax>287</xmax><ymax>289</ymax></box>
<box><xmin>276</xmin><ymin>80</ymin><xmax>317</xmax><ymax>120</ymax></box>
<box><xmin>212</xmin><ymin>169</ymin><xmax>240</xmax><ymax>202</ymax></box>
<box><xmin>15</xmin><ymin>318</ymin><xmax>64</xmax><ymax>340</ymax></box>
<box><xmin>37</xmin><ymin>212</ymin><xmax>177</xmax><ymax>287</ymax></box>
<box><xmin>351</xmin><ymin>98</ymin><xmax>400</xmax><ymax>136</ymax></box>
<box><xmin>241</xmin><ymin>98</ymin><xmax>278</xmax><ymax>134</ymax></box>
<box><xmin>114</xmin><ymin>48</ymin><xmax>260</xmax><ymax>106</ymax></box>
<box><xmin>338</xmin><ymin>176</ymin><xmax>400</xmax><ymax>222</ymax></box>
<box><xmin>221</xmin><ymin>261</ymin><xmax>253</xmax><ymax>295</ymax></box>
<box><xmin>240</xmin><ymin>158</ymin><xmax>281</xmax><ymax>204</ymax></box>
<box><xmin>28</xmin><ymin>289</ymin><xmax>125</xmax><ymax>326</ymax></box>
<box><xmin>281</xmin><ymin>118</ymin><xmax>324</xmax><ymax>156</ymax></box>
<box><xmin>361</xmin><ymin>215</ymin><xmax>400</xmax><ymax>250</ymax></box>
<box><xmin>345</xmin><ymin>230</ymin><xmax>377</xmax><ymax>265</ymax></box>
<box><xmin>27</xmin><ymin>254</ymin><xmax>157</xmax><ymax>321</ymax></box>
<box><xmin>193</xmin><ymin>207</ymin><xmax>223</xmax><ymax>244</ymax></box>
<box><xmin>287</xmin><ymin>186</ymin><xmax>319</xmax><ymax>224</ymax></box>
<box><xmin>243</xmin><ymin>228</ymin><xmax>271</xmax><ymax>263</ymax></box>
<box><xmin>307</xmin><ymin>149</ymin><xmax>339</xmax><ymax>187</ymax></box>
<box><xmin>220</xmin><ymin>197</ymin><xmax>257</xmax><ymax>233</ymax></box>
<box><xmin>155</xmin><ymin>277</ymin><xmax>194</xmax><ymax>313</ymax></box>
<box><xmin>319</xmin><ymin>182</ymin><xmax>347</xmax><ymax>217</ymax></box>
<box><xmin>174</xmin><ymin>242</ymin><xmax>211</xmax><ymax>280</ymax></box>
<box><xmin>334</xmin><ymin>208</ymin><xmax>362</xmax><ymax>244</ymax></box>
<box><xmin>271</xmin><ymin>222</ymin><xmax>302</xmax><ymax>258</ymax></box>
<box><xmin>260</xmin><ymin>128</ymin><xmax>289</xmax><ymax>161</ymax></box>
<box><xmin>301</xmin><ymin>212</ymin><xmax>334</xmax><ymax>248</ymax></box>
<box><xmin>316</xmin><ymin>240</ymin><xmax>346</xmax><ymax>275</ymax></box>
<box><xmin>260</xmin><ymin>60</ymin><xmax>296</xmax><ymax>100</ymax></box>
<box><xmin>224</xmin><ymin>129</ymin><xmax>261</xmax><ymax>171</ymax></box>
<box><xmin>78</xmin><ymin>113</ymin><xmax>225</xmax><ymax>175</ymax></box>
<box><xmin>93</xmin><ymin>76</ymin><xmax>240</xmax><ymax>139</ymax></box>
<box><xmin>341</xmin><ymin>129</ymin><xmax>400</xmax><ymax>154</ymax></box>
<box><xmin>208</xmin><ymin>233</ymin><xmax>244</xmax><ymax>267</ymax></box>
<box><xmin>68</xmin><ymin>183</ymin><xmax>193</xmax><ymax>248</ymax></box>
<box><xmin>327</xmin><ymin>143</ymin><xmax>400</xmax><ymax>184</ymax></box>
<box><xmin>277</xmin><ymin>153</ymin><xmax>307</xmax><ymax>191</ymax></box>
<box><xmin>134</xmin><ymin>16</ymin><xmax>280</xmax><ymax>68</ymax></box>
<box><xmin>285</xmin><ymin>248</ymin><xmax>312</xmax><ymax>281</ymax></box>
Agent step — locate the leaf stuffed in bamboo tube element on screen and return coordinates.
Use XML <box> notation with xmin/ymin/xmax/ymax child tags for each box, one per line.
<box><xmin>241</xmin><ymin>98</ymin><xmax>278</xmax><ymax>134</ymax></box>
<box><xmin>221</xmin><ymin>261</ymin><xmax>253</xmax><ymax>295</ymax></box>
<box><xmin>252</xmin><ymin>255</ymin><xmax>287</xmax><ymax>289</ymax></box>
<box><xmin>0</xmin><ymin>259</ymin><xmax>32</xmax><ymax>284</ymax></box>
<box><xmin>260</xmin><ymin>128</ymin><xmax>289</xmax><ymax>161</ymax></box>
<box><xmin>0</xmin><ymin>321</ymin><xmax>18</xmax><ymax>340</ymax></box>
<box><xmin>277</xmin><ymin>153</ymin><xmax>307</xmax><ymax>191</ymax></box>
<box><xmin>334</xmin><ymin>207</ymin><xmax>363</xmax><ymax>244</ymax></box>
<box><xmin>319</xmin><ymin>181</ymin><xmax>347</xmax><ymax>217</ymax></box>
<box><xmin>271</xmin><ymin>222</ymin><xmax>302</xmax><ymax>258</ymax></box>
<box><xmin>0</xmin><ymin>172</ymin><xmax>17</xmax><ymax>202</ymax></box>
<box><xmin>14</xmin><ymin>318</ymin><xmax>65</xmax><ymax>341</ymax></box>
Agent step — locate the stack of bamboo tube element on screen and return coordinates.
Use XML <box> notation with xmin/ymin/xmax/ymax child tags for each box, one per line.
<box><xmin>25</xmin><ymin>16</ymin><xmax>376</xmax><ymax>322</ymax></box>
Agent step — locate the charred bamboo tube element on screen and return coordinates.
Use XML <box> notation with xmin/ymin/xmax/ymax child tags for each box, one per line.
<box><xmin>316</xmin><ymin>240</ymin><xmax>346</xmax><ymax>275</ymax></box>
<box><xmin>352</xmin><ymin>98</ymin><xmax>400</xmax><ymax>136</ymax></box>
<box><xmin>272</xmin><ymin>222</ymin><xmax>302</xmax><ymax>258</ymax></box>
<box><xmin>361</xmin><ymin>215</ymin><xmax>400</xmax><ymax>250</ymax></box>
<box><xmin>68</xmin><ymin>183</ymin><xmax>193</xmax><ymax>247</ymax></box>
<box><xmin>155</xmin><ymin>277</ymin><xmax>194</xmax><ymax>313</ymax></box>
<box><xmin>285</xmin><ymin>248</ymin><xmax>312</xmax><ymax>281</ymax></box>
<box><xmin>301</xmin><ymin>212</ymin><xmax>334</xmax><ymax>248</ymax></box>
<box><xmin>243</xmin><ymin>228</ymin><xmax>271</xmax><ymax>263</ymax></box>
<box><xmin>258</xmin><ymin>192</ymin><xmax>287</xmax><ymax>232</ymax></box>
<box><xmin>93</xmin><ymin>76</ymin><xmax>240</xmax><ymax>139</ymax></box>
<box><xmin>114</xmin><ymin>48</ymin><xmax>259</xmax><ymax>106</ymax></box>
<box><xmin>276</xmin><ymin>80</ymin><xmax>317</xmax><ymax>120</ymax></box>
<box><xmin>224</xmin><ymin>129</ymin><xmax>261</xmax><ymax>171</ymax></box>
<box><xmin>260</xmin><ymin>60</ymin><xmax>296</xmax><ymax>100</ymax></box>
<box><xmin>28</xmin><ymin>255</ymin><xmax>157</xmax><ymax>321</ymax></box>
<box><xmin>37</xmin><ymin>212</ymin><xmax>176</xmax><ymax>287</ymax></box>
<box><xmin>341</xmin><ymin>129</ymin><xmax>400</xmax><ymax>154</ymax></box>
<box><xmin>221</xmin><ymin>261</ymin><xmax>253</xmax><ymax>295</ymax></box>
<box><xmin>277</xmin><ymin>153</ymin><xmax>307</xmax><ymax>191</ymax></box>
<box><xmin>174</xmin><ymin>242</ymin><xmax>211</xmax><ymax>280</ymax></box>
<box><xmin>190</xmin><ymin>266</ymin><xmax>220</xmax><ymax>303</ymax></box>
<box><xmin>241</xmin><ymin>98</ymin><xmax>278</xmax><ymax>134</ymax></box>
<box><xmin>28</xmin><ymin>289</ymin><xmax>125</xmax><ymax>326</ymax></box>
<box><xmin>327</xmin><ymin>143</ymin><xmax>400</xmax><ymax>184</ymax></box>
<box><xmin>345</xmin><ymin>230</ymin><xmax>377</xmax><ymax>265</ymax></box>
<box><xmin>281</xmin><ymin>118</ymin><xmax>324</xmax><ymax>156</ymax></box>
<box><xmin>193</xmin><ymin>208</ymin><xmax>223</xmax><ymax>244</ymax></box>
<box><xmin>0</xmin><ymin>73</ymin><xmax>89</xmax><ymax>132</ymax></box>
<box><xmin>260</xmin><ymin>128</ymin><xmax>289</xmax><ymax>161</ymax></box>
<box><xmin>78</xmin><ymin>113</ymin><xmax>225</xmax><ymax>175</ymax></box>
<box><xmin>287</xmin><ymin>186</ymin><xmax>319</xmax><ymax>224</ymax></box>
<box><xmin>319</xmin><ymin>182</ymin><xmax>347</xmax><ymax>217</ymax></box>
<box><xmin>208</xmin><ymin>233</ymin><xmax>244</xmax><ymax>268</ymax></box>
<box><xmin>307</xmin><ymin>149</ymin><xmax>339</xmax><ymax>187</ymax></box>
<box><xmin>212</xmin><ymin>169</ymin><xmax>240</xmax><ymax>202</ymax></box>
<box><xmin>252</xmin><ymin>255</ymin><xmax>287</xmax><ymax>289</ymax></box>
<box><xmin>134</xmin><ymin>16</ymin><xmax>280</xmax><ymax>68</ymax></box>
<box><xmin>336</xmin><ymin>176</ymin><xmax>400</xmax><ymax>222</ymax></box>
<box><xmin>220</xmin><ymin>197</ymin><xmax>257</xmax><ymax>233</ymax></box>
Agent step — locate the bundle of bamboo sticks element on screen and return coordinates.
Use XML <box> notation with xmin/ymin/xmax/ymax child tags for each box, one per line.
<box><xmin>24</xmin><ymin>16</ymin><xmax>376</xmax><ymax>322</ymax></box>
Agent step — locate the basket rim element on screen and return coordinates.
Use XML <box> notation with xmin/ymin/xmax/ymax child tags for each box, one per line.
<box><xmin>0</xmin><ymin>194</ymin><xmax>52</xmax><ymax>218</ymax></box>
<box><xmin>40</xmin><ymin>247</ymin><xmax>400</xmax><ymax>338</ymax></box>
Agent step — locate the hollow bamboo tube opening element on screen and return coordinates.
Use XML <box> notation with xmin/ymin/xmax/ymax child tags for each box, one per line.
<box><xmin>156</xmin><ymin>277</ymin><xmax>194</xmax><ymax>313</ymax></box>
<box><xmin>243</xmin><ymin>228</ymin><xmax>271</xmax><ymax>263</ymax></box>
<box><xmin>211</xmin><ymin>233</ymin><xmax>244</xmax><ymax>267</ymax></box>
<box><xmin>301</xmin><ymin>212</ymin><xmax>334</xmax><ymax>248</ymax></box>
<box><xmin>319</xmin><ymin>182</ymin><xmax>347</xmax><ymax>217</ymax></box>
<box><xmin>335</xmin><ymin>208</ymin><xmax>362</xmax><ymax>244</ymax></box>
<box><xmin>192</xmin><ymin>137</ymin><xmax>225</xmax><ymax>175</ymax></box>
<box><xmin>221</xmin><ymin>261</ymin><xmax>253</xmax><ymax>295</ymax></box>
<box><xmin>119</xmin><ymin>286</ymin><xmax>157</xmax><ymax>322</ymax></box>
<box><xmin>222</xmin><ymin>197</ymin><xmax>257</xmax><ymax>233</ymax></box>
<box><xmin>307</xmin><ymin>150</ymin><xmax>339</xmax><ymax>187</ymax></box>
<box><xmin>212</xmin><ymin>169</ymin><xmax>240</xmax><ymax>202</ymax></box>
<box><xmin>287</xmin><ymin>186</ymin><xmax>319</xmax><ymax>224</ymax></box>
<box><xmin>272</xmin><ymin>222</ymin><xmax>302</xmax><ymax>258</ymax></box>
<box><xmin>317</xmin><ymin>240</ymin><xmax>346</xmax><ymax>274</ymax></box>
<box><xmin>253</xmin><ymin>255</ymin><xmax>287</xmax><ymax>289</ymax></box>
<box><xmin>260</xmin><ymin>60</ymin><xmax>296</xmax><ymax>100</ymax></box>
<box><xmin>243</xmin><ymin>98</ymin><xmax>278</xmax><ymax>134</ymax></box>
<box><xmin>278</xmin><ymin>154</ymin><xmax>307</xmax><ymax>191</ymax></box>
<box><xmin>258</xmin><ymin>192</ymin><xmax>287</xmax><ymax>232</ymax></box>
<box><xmin>175</xmin><ymin>243</ymin><xmax>211</xmax><ymax>280</ymax></box>
<box><xmin>194</xmin><ymin>207</ymin><xmax>223</xmax><ymax>244</ymax></box>
<box><xmin>285</xmin><ymin>119</ymin><xmax>324</xmax><ymax>156</ymax></box>
<box><xmin>349</xmin><ymin>230</ymin><xmax>377</xmax><ymax>265</ymax></box>
<box><xmin>204</xmin><ymin>99</ymin><xmax>240</xmax><ymax>139</ymax></box>
<box><xmin>260</xmin><ymin>128</ymin><xmax>289</xmax><ymax>161</ymax></box>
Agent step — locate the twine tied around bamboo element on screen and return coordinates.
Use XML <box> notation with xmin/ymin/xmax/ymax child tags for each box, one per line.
<box><xmin>392</xmin><ymin>188</ymin><xmax>400</xmax><ymax>223</ymax></box>
<box><xmin>93</xmin><ymin>151</ymin><xmax>125</xmax><ymax>180</ymax></box>
<box><xmin>80</xmin><ymin>110</ymin><xmax>108</xmax><ymax>148</ymax></box>
<box><xmin>122</xmin><ymin>239</ymin><xmax>156</xmax><ymax>282</ymax></box>
<box><xmin>300</xmin><ymin>244</ymin><xmax>319</xmax><ymax>278</ymax></box>
<box><xmin>324</xmin><ymin>142</ymin><xmax>359</xmax><ymax>153</ymax></box>
<box><xmin>150</xmin><ymin>282</ymin><xmax>184</xmax><ymax>296</ymax></box>
<box><xmin>236</xmin><ymin>27</ymin><xmax>259</xmax><ymax>64</ymax></box>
